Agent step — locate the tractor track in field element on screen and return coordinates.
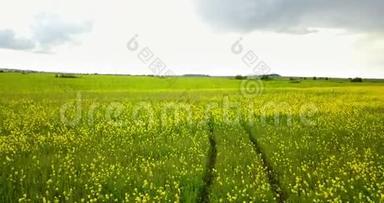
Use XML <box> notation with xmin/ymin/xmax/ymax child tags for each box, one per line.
<box><xmin>197</xmin><ymin>118</ymin><xmax>217</xmax><ymax>203</ymax></box>
<box><xmin>243</xmin><ymin>124</ymin><xmax>288</xmax><ymax>203</ymax></box>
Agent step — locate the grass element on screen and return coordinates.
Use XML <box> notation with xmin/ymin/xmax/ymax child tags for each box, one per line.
<box><xmin>0</xmin><ymin>72</ymin><xmax>384</xmax><ymax>202</ymax></box>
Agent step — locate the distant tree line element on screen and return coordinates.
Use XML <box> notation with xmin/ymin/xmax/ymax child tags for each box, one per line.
<box><xmin>55</xmin><ymin>74</ymin><xmax>79</xmax><ymax>78</ymax></box>
<box><xmin>350</xmin><ymin>77</ymin><xmax>363</xmax><ymax>82</ymax></box>
<box><xmin>234</xmin><ymin>74</ymin><xmax>281</xmax><ymax>80</ymax></box>
<box><xmin>234</xmin><ymin>74</ymin><xmax>364</xmax><ymax>83</ymax></box>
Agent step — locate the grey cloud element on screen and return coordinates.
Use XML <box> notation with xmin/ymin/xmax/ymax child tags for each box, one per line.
<box><xmin>0</xmin><ymin>14</ymin><xmax>92</xmax><ymax>52</ymax></box>
<box><xmin>0</xmin><ymin>30</ymin><xmax>35</xmax><ymax>50</ymax></box>
<box><xmin>196</xmin><ymin>0</ymin><xmax>384</xmax><ymax>34</ymax></box>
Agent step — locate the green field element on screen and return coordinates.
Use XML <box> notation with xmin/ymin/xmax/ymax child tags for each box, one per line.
<box><xmin>0</xmin><ymin>72</ymin><xmax>384</xmax><ymax>202</ymax></box>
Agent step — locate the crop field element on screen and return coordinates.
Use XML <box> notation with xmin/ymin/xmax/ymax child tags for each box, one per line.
<box><xmin>0</xmin><ymin>72</ymin><xmax>384</xmax><ymax>202</ymax></box>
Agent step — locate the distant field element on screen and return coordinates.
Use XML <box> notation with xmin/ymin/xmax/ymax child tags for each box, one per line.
<box><xmin>0</xmin><ymin>72</ymin><xmax>384</xmax><ymax>202</ymax></box>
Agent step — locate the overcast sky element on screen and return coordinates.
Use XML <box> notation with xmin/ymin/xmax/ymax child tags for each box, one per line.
<box><xmin>0</xmin><ymin>0</ymin><xmax>383</xmax><ymax>78</ymax></box>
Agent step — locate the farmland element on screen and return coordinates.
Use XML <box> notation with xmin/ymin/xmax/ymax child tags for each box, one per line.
<box><xmin>0</xmin><ymin>72</ymin><xmax>384</xmax><ymax>202</ymax></box>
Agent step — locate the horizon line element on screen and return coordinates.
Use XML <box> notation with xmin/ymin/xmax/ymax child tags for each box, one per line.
<box><xmin>1</xmin><ymin>67</ymin><xmax>384</xmax><ymax>80</ymax></box>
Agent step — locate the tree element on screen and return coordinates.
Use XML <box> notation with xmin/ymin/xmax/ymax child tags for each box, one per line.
<box><xmin>234</xmin><ymin>75</ymin><xmax>246</xmax><ymax>80</ymax></box>
<box><xmin>261</xmin><ymin>75</ymin><xmax>270</xmax><ymax>80</ymax></box>
<box><xmin>351</xmin><ymin>77</ymin><xmax>363</xmax><ymax>82</ymax></box>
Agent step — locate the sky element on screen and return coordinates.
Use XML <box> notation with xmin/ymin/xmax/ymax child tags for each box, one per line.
<box><xmin>0</xmin><ymin>0</ymin><xmax>383</xmax><ymax>78</ymax></box>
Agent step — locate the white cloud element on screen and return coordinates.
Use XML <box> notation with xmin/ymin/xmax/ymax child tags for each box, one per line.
<box><xmin>32</xmin><ymin>13</ymin><xmax>92</xmax><ymax>51</ymax></box>
<box><xmin>0</xmin><ymin>30</ymin><xmax>35</xmax><ymax>50</ymax></box>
